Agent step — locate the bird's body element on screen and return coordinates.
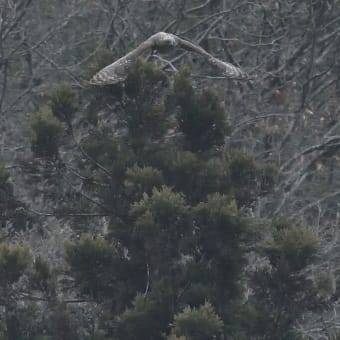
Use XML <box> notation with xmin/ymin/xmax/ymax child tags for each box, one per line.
<box><xmin>89</xmin><ymin>32</ymin><xmax>248</xmax><ymax>85</ymax></box>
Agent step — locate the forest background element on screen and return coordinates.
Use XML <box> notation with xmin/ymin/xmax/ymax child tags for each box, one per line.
<box><xmin>0</xmin><ymin>0</ymin><xmax>340</xmax><ymax>339</ymax></box>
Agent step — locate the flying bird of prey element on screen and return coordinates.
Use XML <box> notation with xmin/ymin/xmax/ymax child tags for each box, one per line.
<box><xmin>90</xmin><ymin>32</ymin><xmax>248</xmax><ymax>85</ymax></box>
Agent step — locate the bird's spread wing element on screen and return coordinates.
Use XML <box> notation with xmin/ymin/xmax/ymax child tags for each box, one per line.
<box><xmin>89</xmin><ymin>40</ymin><xmax>153</xmax><ymax>85</ymax></box>
<box><xmin>89</xmin><ymin>32</ymin><xmax>248</xmax><ymax>85</ymax></box>
<box><xmin>176</xmin><ymin>37</ymin><xmax>248</xmax><ymax>80</ymax></box>
<box><xmin>89</xmin><ymin>54</ymin><xmax>135</xmax><ymax>85</ymax></box>
<box><xmin>205</xmin><ymin>55</ymin><xmax>248</xmax><ymax>80</ymax></box>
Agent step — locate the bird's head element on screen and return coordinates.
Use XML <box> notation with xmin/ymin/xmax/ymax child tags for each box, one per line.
<box><xmin>150</xmin><ymin>32</ymin><xmax>177</xmax><ymax>53</ymax></box>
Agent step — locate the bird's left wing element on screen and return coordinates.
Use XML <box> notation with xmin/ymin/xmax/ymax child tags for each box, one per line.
<box><xmin>89</xmin><ymin>54</ymin><xmax>135</xmax><ymax>85</ymax></box>
<box><xmin>90</xmin><ymin>39</ymin><xmax>153</xmax><ymax>85</ymax></box>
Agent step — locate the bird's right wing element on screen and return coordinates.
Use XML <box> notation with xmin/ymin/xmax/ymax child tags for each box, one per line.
<box><xmin>176</xmin><ymin>37</ymin><xmax>248</xmax><ymax>80</ymax></box>
<box><xmin>204</xmin><ymin>55</ymin><xmax>248</xmax><ymax>80</ymax></box>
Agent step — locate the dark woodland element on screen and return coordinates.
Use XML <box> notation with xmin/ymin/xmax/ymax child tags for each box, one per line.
<box><xmin>0</xmin><ymin>0</ymin><xmax>340</xmax><ymax>339</ymax></box>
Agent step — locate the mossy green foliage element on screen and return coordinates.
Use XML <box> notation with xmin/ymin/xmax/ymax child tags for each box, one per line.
<box><xmin>228</xmin><ymin>149</ymin><xmax>258</xmax><ymax>186</ymax></box>
<box><xmin>125</xmin><ymin>164</ymin><xmax>164</xmax><ymax>198</ymax></box>
<box><xmin>0</xmin><ymin>164</ymin><xmax>14</xmax><ymax>206</ymax></box>
<box><xmin>245</xmin><ymin>220</ymin><xmax>321</xmax><ymax>339</ymax></box>
<box><xmin>227</xmin><ymin>149</ymin><xmax>277</xmax><ymax>205</ymax></box>
<box><xmin>169</xmin><ymin>302</ymin><xmax>224</xmax><ymax>340</ymax></box>
<box><xmin>123</xmin><ymin>58</ymin><xmax>169</xmax><ymax>146</ymax></box>
<box><xmin>48</xmin><ymin>303</ymin><xmax>80</xmax><ymax>340</ymax></box>
<box><xmin>265</xmin><ymin>223</ymin><xmax>319</xmax><ymax>271</ymax></box>
<box><xmin>0</xmin><ymin>165</ymin><xmax>10</xmax><ymax>188</ymax></box>
<box><xmin>315</xmin><ymin>271</ymin><xmax>336</xmax><ymax>298</ymax></box>
<box><xmin>81</xmin><ymin>132</ymin><xmax>136</xmax><ymax>186</ymax></box>
<box><xmin>165</xmin><ymin>151</ymin><xmax>229</xmax><ymax>203</ymax></box>
<box><xmin>174</xmin><ymin>67</ymin><xmax>228</xmax><ymax>151</ymax></box>
<box><xmin>167</xmin><ymin>336</ymin><xmax>187</xmax><ymax>340</ymax></box>
<box><xmin>130</xmin><ymin>185</ymin><xmax>187</xmax><ymax>227</ymax></box>
<box><xmin>65</xmin><ymin>234</ymin><xmax>117</xmax><ymax>298</ymax></box>
<box><xmin>31</xmin><ymin>256</ymin><xmax>55</xmax><ymax>295</ymax></box>
<box><xmin>193</xmin><ymin>193</ymin><xmax>248</xmax><ymax>299</ymax></box>
<box><xmin>2</xmin><ymin>302</ymin><xmax>81</xmax><ymax>340</ymax></box>
<box><xmin>31</xmin><ymin>108</ymin><xmax>62</xmax><ymax>158</ymax></box>
<box><xmin>0</xmin><ymin>303</ymin><xmax>46</xmax><ymax>340</ymax></box>
<box><xmin>49</xmin><ymin>83</ymin><xmax>78</xmax><ymax>124</ymax></box>
<box><xmin>125</xmin><ymin>57</ymin><xmax>168</xmax><ymax>97</ymax></box>
<box><xmin>258</xmin><ymin>162</ymin><xmax>278</xmax><ymax>193</ymax></box>
<box><xmin>81</xmin><ymin>134</ymin><xmax>123</xmax><ymax>166</ymax></box>
<box><xmin>0</xmin><ymin>165</ymin><xmax>29</xmax><ymax>233</ymax></box>
<box><xmin>65</xmin><ymin>234</ymin><xmax>143</xmax><ymax>301</ymax></box>
<box><xmin>33</xmin><ymin>256</ymin><xmax>50</xmax><ymax>284</ymax></box>
<box><xmin>116</xmin><ymin>292</ymin><xmax>172</xmax><ymax>340</ymax></box>
<box><xmin>130</xmin><ymin>186</ymin><xmax>189</xmax><ymax>274</ymax></box>
<box><xmin>0</xmin><ymin>243</ymin><xmax>30</xmax><ymax>286</ymax></box>
<box><xmin>229</xmin><ymin>303</ymin><xmax>273</xmax><ymax>339</ymax></box>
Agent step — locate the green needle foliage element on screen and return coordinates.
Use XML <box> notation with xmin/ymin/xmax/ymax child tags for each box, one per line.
<box><xmin>31</xmin><ymin>256</ymin><xmax>55</xmax><ymax>296</ymax></box>
<box><xmin>116</xmin><ymin>293</ymin><xmax>172</xmax><ymax>340</ymax></box>
<box><xmin>0</xmin><ymin>165</ymin><xmax>10</xmax><ymax>188</ymax></box>
<box><xmin>174</xmin><ymin>67</ymin><xmax>228</xmax><ymax>151</ymax></box>
<box><xmin>193</xmin><ymin>193</ymin><xmax>248</xmax><ymax>301</ymax></box>
<box><xmin>130</xmin><ymin>186</ymin><xmax>189</xmax><ymax>274</ymax></box>
<box><xmin>0</xmin><ymin>243</ymin><xmax>30</xmax><ymax>286</ymax></box>
<box><xmin>31</xmin><ymin>108</ymin><xmax>62</xmax><ymax>158</ymax></box>
<box><xmin>124</xmin><ymin>164</ymin><xmax>164</xmax><ymax>198</ymax></box>
<box><xmin>227</xmin><ymin>149</ymin><xmax>277</xmax><ymax>205</ymax></box>
<box><xmin>49</xmin><ymin>83</ymin><xmax>78</xmax><ymax>125</ymax></box>
<box><xmin>65</xmin><ymin>234</ymin><xmax>117</xmax><ymax>299</ymax></box>
<box><xmin>169</xmin><ymin>302</ymin><xmax>224</xmax><ymax>340</ymax></box>
<box><xmin>246</xmin><ymin>220</ymin><xmax>321</xmax><ymax>339</ymax></box>
<box><xmin>265</xmin><ymin>223</ymin><xmax>319</xmax><ymax>272</ymax></box>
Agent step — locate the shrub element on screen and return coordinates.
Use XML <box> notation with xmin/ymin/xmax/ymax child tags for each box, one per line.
<box><xmin>193</xmin><ymin>193</ymin><xmax>248</xmax><ymax>298</ymax></box>
<box><xmin>123</xmin><ymin>58</ymin><xmax>169</xmax><ymax>145</ymax></box>
<box><xmin>31</xmin><ymin>108</ymin><xmax>62</xmax><ymax>158</ymax></box>
<box><xmin>265</xmin><ymin>225</ymin><xmax>319</xmax><ymax>272</ymax></box>
<box><xmin>227</xmin><ymin>149</ymin><xmax>277</xmax><ymax>205</ymax></box>
<box><xmin>166</xmin><ymin>151</ymin><xmax>229</xmax><ymax>203</ymax></box>
<box><xmin>174</xmin><ymin>67</ymin><xmax>228</xmax><ymax>151</ymax></box>
<box><xmin>125</xmin><ymin>57</ymin><xmax>168</xmax><ymax>98</ymax></box>
<box><xmin>168</xmin><ymin>302</ymin><xmax>224</xmax><ymax>340</ymax></box>
<box><xmin>130</xmin><ymin>186</ymin><xmax>188</xmax><ymax>231</ymax></box>
<box><xmin>0</xmin><ymin>165</ymin><xmax>10</xmax><ymax>187</ymax></box>
<box><xmin>115</xmin><ymin>293</ymin><xmax>169</xmax><ymax>340</ymax></box>
<box><xmin>31</xmin><ymin>256</ymin><xmax>55</xmax><ymax>295</ymax></box>
<box><xmin>65</xmin><ymin>234</ymin><xmax>116</xmax><ymax>298</ymax></box>
<box><xmin>0</xmin><ymin>243</ymin><xmax>30</xmax><ymax>286</ymax></box>
<box><xmin>228</xmin><ymin>149</ymin><xmax>257</xmax><ymax>188</ymax></box>
<box><xmin>49</xmin><ymin>83</ymin><xmax>78</xmax><ymax>124</ymax></box>
<box><xmin>125</xmin><ymin>164</ymin><xmax>164</xmax><ymax>197</ymax></box>
<box><xmin>258</xmin><ymin>162</ymin><xmax>278</xmax><ymax>193</ymax></box>
<box><xmin>130</xmin><ymin>186</ymin><xmax>189</xmax><ymax>273</ymax></box>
